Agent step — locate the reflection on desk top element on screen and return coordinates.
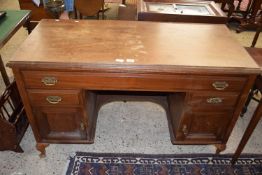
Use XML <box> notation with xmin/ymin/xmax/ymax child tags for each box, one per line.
<box><xmin>8</xmin><ymin>19</ymin><xmax>260</xmax><ymax>74</ymax></box>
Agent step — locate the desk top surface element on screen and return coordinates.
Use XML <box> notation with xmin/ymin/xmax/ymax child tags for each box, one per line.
<box><xmin>0</xmin><ymin>10</ymin><xmax>31</xmax><ymax>48</ymax></box>
<box><xmin>9</xmin><ymin>19</ymin><xmax>260</xmax><ymax>74</ymax></box>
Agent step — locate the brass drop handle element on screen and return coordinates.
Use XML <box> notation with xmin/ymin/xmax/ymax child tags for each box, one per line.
<box><xmin>206</xmin><ymin>97</ymin><xmax>223</xmax><ymax>104</ymax></box>
<box><xmin>42</xmin><ymin>77</ymin><xmax>58</xmax><ymax>86</ymax></box>
<box><xmin>46</xmin><ymin>96</ymin><xmax>62</xmax><ymax>104</ymax></box>
<box><xmin>182</xmin><ymin>125</ymin><xmax>188</xmax><ymax>136</ymax></box>
<box><xmin>212</xmin><ymin>81</ymin><xmax>228</xmax><ymax>90</ymax></box>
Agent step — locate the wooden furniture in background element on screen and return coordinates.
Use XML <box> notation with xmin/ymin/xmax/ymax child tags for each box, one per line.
<box><xmin>0</xmin><ymin>82</ymin><xmax>29</xmax><ymax>152</ymax></box>
<box><xmin>18</xmin><ymin>0</ymin><xmax>53</xmax><ymax>23</ymax></box>
<box><xmin>236</xmin><ymin>0</ymin><xmax>262</xmax><ymax>32</ymax></box>
<box><xmin>220</xmin><ymin>0</ymin><xmax>244</xmax><ymax>17</ymax></box>
<box><xmin>118</xmin><ymin>4</ymin><xmax>137</xmax><ymax>20</ymax></box>
<box><xmin>137</xmin><ymin>0</ymin><xmax>227</xmax><ymax>23</ymax></box>
<box><xmin>232</xmin><ymin>48</ymin><xmax>262</xmax><ymax>164</ymax></box>
<box><xmin>0</xmin><ymin>10</ymin><xmax>31</xmax><ymax>87</ymax></box>
<box><xmin>251</xmin><ymin>14</ymin><xmax>262</xmax><ymax>47</ymax></box>
<box><xmin>74</xmin><ymin>0</ymin><xmax>106</xmax><ymax>19</ymax></box>
<box><xmin>0</xmin><ymin>10</ymin><xmax>31</xmax><ymax>152</ymax></box>
<box><xmin>7</xmin><ymin>20</ymin><xmax>259</xmax><ymax>157</ymax></box>
<box><xmin>241</xmin><ymin>48</ymin><xmax>262</xmax><ymax>115</ymax></box>
<box><xmin>252</xmin><ymin>26</ymin><xmax>262</xmax><ymax>47</ymax></box>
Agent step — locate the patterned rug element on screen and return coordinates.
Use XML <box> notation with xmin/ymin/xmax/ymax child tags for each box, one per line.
<box><xmin>65</xmin><ymin>152</ymin><xmax>262</xmax><ymax>175</ymax></box>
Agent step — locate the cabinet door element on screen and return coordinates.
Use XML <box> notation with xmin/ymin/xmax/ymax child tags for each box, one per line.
<box><xmin>177</xmin><ymin>111</ymin><xmax>232</xmax><ymax>143</ymax></box>
<box><xmin>33</xmin><ymin>106</ymin><xmax>87</xmax><ymax>142</ymax></box>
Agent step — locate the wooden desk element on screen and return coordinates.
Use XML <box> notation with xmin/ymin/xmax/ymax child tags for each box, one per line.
<box><xmin>232</xmin><ymin>48</ymin><xmax>262</xmax><ymax>164</ymax></box>
<box><xmin>137</xmin><ymin>0</ymin><xmax>227</xmax><ymax>23</ymax></box>
<box><xmin>0</xmin><ymin>10</ymin><xmax>31</xmax><ymax>86</ymax></box>
<box><xmin>7</xmin><ymin>20</ymin><xmax>260</xmax><ymax>157</ymax></box>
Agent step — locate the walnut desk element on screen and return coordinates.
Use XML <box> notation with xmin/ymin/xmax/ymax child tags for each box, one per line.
<box><xmin>7</xmin><ymin>20</ymin><xmax>260</xmax><ymax>157</ymax></box>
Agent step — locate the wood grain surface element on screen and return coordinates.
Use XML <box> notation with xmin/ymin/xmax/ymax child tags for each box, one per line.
<box><xmin>8</xmin><ymin>19</ymin><xmax>259</xmax><ymax>74</ymax></box>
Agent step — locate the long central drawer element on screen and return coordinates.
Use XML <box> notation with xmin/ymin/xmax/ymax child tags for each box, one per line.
<box><xmin>22</xmin><ymin>71</ymin><xmax>247</xmax><ymax>92</ymax></box>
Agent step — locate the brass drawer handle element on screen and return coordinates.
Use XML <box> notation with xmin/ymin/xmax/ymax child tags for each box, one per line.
<box><xmin>212</xmin><ymin>81</ymin><xmax>228</xmax><ymax>90</ymax></box>
<box><xmin>46</xmin><ymin>96</ymin><xmax>62</xmax><ymax>104</ymax></box>
<box><xmin>206</xmin><ymin>97</ymin><xmax>223</xmax><ymax>104</ymax></box>
<box><xmin>41</xmin><ymin>77</ymin><xmax>58</xmax><ymax>86</ymax></box>
<box><xmin>182</xmin><ymin>125</ymin><xmax>188</xmax><ymax>136</ymax></box>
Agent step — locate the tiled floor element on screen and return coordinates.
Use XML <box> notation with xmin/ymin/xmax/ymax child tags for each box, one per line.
<box><xmin>0</xmin><ymin>1</ymin><xmax>262</xmax><ymax>175</ymax></box>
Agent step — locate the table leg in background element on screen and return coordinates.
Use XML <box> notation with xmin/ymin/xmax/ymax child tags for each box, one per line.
<box><xmin>0</xmin><ymin>54</ymin><xmax>10</xmax><ymax>86</ymax></box>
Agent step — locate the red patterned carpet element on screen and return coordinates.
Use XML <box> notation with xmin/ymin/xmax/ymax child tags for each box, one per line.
<box><xmin>66</xmin><ymin>152</ymin><xmax>262</xmax><ymax>175</ymax></box>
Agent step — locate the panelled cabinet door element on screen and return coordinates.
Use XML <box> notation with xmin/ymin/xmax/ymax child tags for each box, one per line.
<box><xmin>177</xmin><ymin>111</ymin><xmax>232</xmax><ymax>142</ymax></box>
<box><xmin>33</xmin><ymin>106</ymin><xmax>87</xmax><ymax>141</ymax></box>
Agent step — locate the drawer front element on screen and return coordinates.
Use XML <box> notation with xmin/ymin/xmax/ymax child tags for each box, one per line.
<box><xmin>22</xmin><ymin>71</ymin><xmax>247</xmax><ymax>92</ymax></box>
<box><xmin>187</xmin><ymin>92</ymin><xmax>239</xmax><ymax>107</ymax></box>
<box><xmin>27</xmin><ymin>89</ymin><xmax>82</xmax><ymax>106</ymax></box>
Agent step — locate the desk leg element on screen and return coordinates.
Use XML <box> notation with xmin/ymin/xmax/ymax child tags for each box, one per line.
<box><xmin>36</xmin><ymin>143</ymin><xmax>49</xmax><ymax>158</ymax></box>
<box><xmin>0</xmin><ymin>54</ymin><xmax>10</xmax><ymax>86</ymax></box>
<box><xmin>215</xmin><ymin>144</ymin><xmax>226</xmax><ymax>154</ymax></box>
<box><xmin>231</xmin><ymin>101</ymin><xmax>262</xmax><ymax>164</ymax></box>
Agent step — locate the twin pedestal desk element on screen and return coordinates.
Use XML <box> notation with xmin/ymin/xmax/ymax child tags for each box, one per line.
<box><xmin>7</xmin><ymin>20</ymin><xmax>260</xmax><ymax>157</ymax></box>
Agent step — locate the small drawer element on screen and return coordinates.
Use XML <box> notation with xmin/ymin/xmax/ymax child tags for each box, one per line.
<box><xmin>187</xmin><ymin>92</ymin><xmax>239</xmax><ymax>107</ymax></box>
<box><xmin>27</xmin><ymin>89</ymin><xmax>82</xmax><ymax>106</ymax></box>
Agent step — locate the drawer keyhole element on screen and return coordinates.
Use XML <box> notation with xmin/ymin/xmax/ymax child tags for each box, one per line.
<box><xmin>182</xmin><ymin>125</ymin><xmax>188</xmax><ymax>136</ymax></box>
<box><xmin>206</xmin><ymin>97</ymin><xmax>223</xmax><ymax>104</ymax></box>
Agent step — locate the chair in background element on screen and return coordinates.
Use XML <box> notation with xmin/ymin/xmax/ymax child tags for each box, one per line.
<box><xmin>219</xmin><ymin>0</ymin><xmax>249</xmax><ymax>17</ymax></box>
<box><xmin>251</xmin><ymin>26</ymin><xmax>262</xmax><ymax>47</ymax></box>
<box><xmin>240</xmin><ymin>75</ymin><xmax>261</xmax><ymax>117</ymax></box>
<box><xmin>251</xmin><ymin>14</ymin><xmax>262</xmax><ymax>47</ymax></box>
<box><xmin>232</xmin><ymin>48</ymin><xmax>262</xmax><ymax>164</ymax></box>
<box><xmin>239</xmin><ymin>14</ymin><xmax>261</xmax><ymax>116</ymax></box>
<box><xmin>240</xmin><ymin>30</ymin><xmax>262</xmax><ymax>115</ymax></box>
<box><xmin>235</xmin><ymin>0</ymin><xmax>262</xmax><ymax>32</ymax></box>
<box><xmin>74</xmin><ymin>0</ymin><xmax>106</xmax><ymax>19</ymax></box>
<box><xmin>0</xmin><ymin>82</ymin><xmax>29</xmax><ymax>152</ymax></box>
<box><xmin>220</xmin><ymin>0</ymin><xmax>237</xmax><ymax>17</ymax></box>
<box><xmin>240</xmin><ymin>15</ymin><xmax>261</xmax><ymax>116</ymax></box>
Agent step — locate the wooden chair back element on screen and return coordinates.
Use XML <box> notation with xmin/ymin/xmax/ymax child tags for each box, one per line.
<box><xmin>74</xmin><ymin>0</ymin><xmax>104</xmax><ymax>19</ymax></box>
<box><xmin>251</xmin><ymin>14</ymin><xmax>262</xmax><ymax>47</ymax></box>
<box><xmin>0</xmin><ymin>81</ymin><xmax>28</xmax><ymax>152</ymax></box>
